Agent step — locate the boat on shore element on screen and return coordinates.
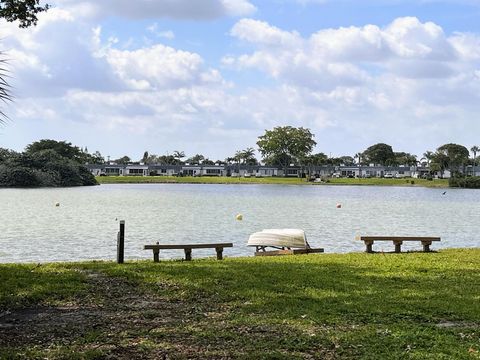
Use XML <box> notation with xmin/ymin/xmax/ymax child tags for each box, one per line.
<box><xmin>248</xmin><ymin>229</ymin><xmax>324</xmax><ymax>256</ymax></box>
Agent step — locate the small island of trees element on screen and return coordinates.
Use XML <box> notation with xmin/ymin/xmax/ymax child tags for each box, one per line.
<box><xmin>0</xmin><ymin>140</ymin><xmax>97</xmax><ymax>187</ymax></box>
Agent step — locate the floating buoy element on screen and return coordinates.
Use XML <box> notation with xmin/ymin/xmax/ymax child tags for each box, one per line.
<box><xmin>336</xmin><ymin>203</ymin><xmax>342</xmax><ymax>208</ymax></box>
<box><xmin>236</xmin><ymin>213</ymin><xmax>243</xmax><ymax>221</ymax></box>
<box><xmin>55</xmin><ymin>202</ymin><xmax>60</xmax><ymax>207</ymax></box>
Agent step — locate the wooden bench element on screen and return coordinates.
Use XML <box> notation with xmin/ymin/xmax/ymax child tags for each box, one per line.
<box><xmin>356</xmin><ymin>236</ymin><xmax>441</xmax><ymax>253</ymax></box>
<box><xmin>144</xmin><ymin>242</ymin><xmax>233</xmax><ymax>262</ymax></box>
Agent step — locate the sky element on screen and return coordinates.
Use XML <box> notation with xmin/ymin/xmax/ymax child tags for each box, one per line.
<box><xmin>1</xmin><ymin>0</ymin><xmax>480</xmax><ymax>161</ymax></box>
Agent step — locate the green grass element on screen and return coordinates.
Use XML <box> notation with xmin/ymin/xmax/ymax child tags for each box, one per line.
<box><xmin>0</xmin><ymin>263</ymin><xmax>87</xmax><ymax>308</ymax></box>
<box><xmin>96</xmin><ymin>175</ymin><xmax>449</xmax><ymax>188</ymax></box>
<box><xmin>1</xmin><ymin>249</ymin><xmax>479</xmax><ymax>358</ymax></box>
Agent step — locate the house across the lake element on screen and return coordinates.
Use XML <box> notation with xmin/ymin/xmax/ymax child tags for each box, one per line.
<box><xmin>85</xmin><ymin>163</ymin><xmax>460</xmax><ymax>179</ymax></box>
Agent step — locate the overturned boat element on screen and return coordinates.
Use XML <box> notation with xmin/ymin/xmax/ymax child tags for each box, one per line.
<box><xmin>247</xmin><ymin>229</ymin><xmax>324</xmax><ymax>256</ymax></box>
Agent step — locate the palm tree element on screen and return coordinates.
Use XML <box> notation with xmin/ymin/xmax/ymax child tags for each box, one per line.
<box><xmin>354</xmin><ymin>152</ymin><xmax>362</xmax><ymax>178</ymax></box>
<box><xmin>0</xmin><ymin>53</ymin><xmax>12</xmax><ymax>123</ymax></box>
<box><xmin>173</xmin><ymin>150</ymin><xmax>185</xmax><ymax>161</ymax></box>
<box><xmin>422</xmin><ymin>151</ymin><xmax>434</xmax><ymax>167</ymax></box>
<box><xmin>471</xmin><ymin>146</ymin><xmax>479</xmax><ymax>176</ymax></box>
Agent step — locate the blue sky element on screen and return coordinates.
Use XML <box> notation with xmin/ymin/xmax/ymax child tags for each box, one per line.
<box><xmin>1</xmin><ymin>0</ymin><xmax>480</xmax><ymax>161</ymax></box>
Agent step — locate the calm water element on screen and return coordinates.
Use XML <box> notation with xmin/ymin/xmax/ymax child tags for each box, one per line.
<box><xmin>0</xmin><ymin>184</ymin><xmax>479</xmax><ymax>263</ymax></box>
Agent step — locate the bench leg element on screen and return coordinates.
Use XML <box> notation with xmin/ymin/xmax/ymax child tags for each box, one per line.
<box><xmin>364</xmin><ymin>240</ymin><xmax>374</xmax><ymax>253</ymax></box>
<box><xmin>422</xmin><ymin>241</ymin><xmax>432</xmax><ymax>252</ymax></box>
<box><xmin>216</xmin><ymin>247</ymin><xmax>223</xmax><ymax>260</ymax></box>
<box><xmin>394</xmin><ymin>241</ymin><xmax>403</xmax><ymax>253</ymax></box>
<box><xmin>153</xmin><ymin>249</ymin><xmax>159</xmax><ymax>262</ymax></box>
<box><xmin>184</xmin><ymin>249</ymin><xmax>192</xmax><ymax>261</ymax></box>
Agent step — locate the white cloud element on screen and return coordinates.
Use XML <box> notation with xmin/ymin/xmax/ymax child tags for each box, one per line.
<box><xmin>105</xmin><ymin>45</ymin><xmax>212</xmax><ymax>90</ymax></box>
<box><xmin>56</xmin><ymin>0</ymin><xmax>256</xmax><ymax>20</ymax></box>
<box><xmin>230</xmin><ymin>18</ymin><xmax>302</xmax><ymax>47</ymax></box>
<box><xmin>147</xmin><ymin>23</ymin><xmax>175</xmax><ymax>39</ymax></box>
<box><xmin>228</xmin><ymin>16</ymin><xmax>479</xmax><ymax>87</ymax></box>
<box><xmin>3</xmin><ymin>6</ymin><xmax>480</xmax><ymax>160</ymax></box>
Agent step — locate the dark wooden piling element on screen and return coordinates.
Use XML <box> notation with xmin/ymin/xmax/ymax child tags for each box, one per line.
<box><xmin>117</xmin><ymin>220</ymin><xmax>125</xmax><ymax>264</ymax></box>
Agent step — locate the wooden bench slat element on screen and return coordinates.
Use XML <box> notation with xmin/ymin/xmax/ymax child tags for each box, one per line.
<box><xmin>356</xmin><ymin>236</ymin><xmax>440</xmax><ymax>241</ymax></box>
<box><xmin>355</xmin><ymin>235</ymin><xmax>441</xmax><ymax>253</ymax></box>
<box><xmin>144</xmin><ymin>242</ymin><xmax>233</xmax><ymax>262</ymax></box>
<box><xmin>144</xmin><ymin>242</ymin><xmax>233</xmax><ymax>250</ymax></box>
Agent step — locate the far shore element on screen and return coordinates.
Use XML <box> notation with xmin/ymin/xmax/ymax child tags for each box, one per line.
<box><xmin>96</xmin><ymin>175</ymin><xmax>449</xmax><ymax>188</ymax></box>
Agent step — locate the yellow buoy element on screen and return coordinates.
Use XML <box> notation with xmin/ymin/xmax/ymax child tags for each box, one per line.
<box><xmin>235</xmin><ymin>214</ymin><xmax>243</xmax><ymax>221</ymax></box>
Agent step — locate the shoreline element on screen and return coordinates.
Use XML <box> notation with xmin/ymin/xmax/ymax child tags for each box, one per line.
<box><xmin>2</xmin><ymin>246</ymin><xmax>478</xmax><ymax>265</ymax></box>
<box><xmin>96</xmin><ymin>175</ymin><xmax>449</xmax><ymax>188</ymax></box>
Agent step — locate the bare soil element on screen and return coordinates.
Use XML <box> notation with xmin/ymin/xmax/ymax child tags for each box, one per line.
<box><xmin>0</xmin><ymin>271</ymin><xmax>331</xmax><ymax>359</ymax></box>
<box><xmin>0</xmin><ymin>271</ymin><xmax>218</xmax><ymax>359</ymax></box>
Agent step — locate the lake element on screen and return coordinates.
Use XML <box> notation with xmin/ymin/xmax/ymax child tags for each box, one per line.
<box><xmin>0</xmin><ymin>184</ymin><xmax>479</xmax><ymax>263</ymax></box>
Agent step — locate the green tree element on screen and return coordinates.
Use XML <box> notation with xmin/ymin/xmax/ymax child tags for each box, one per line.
<box><xmin>25</xmin><ymin>139</ymin><xmax>89</xmax><ymax>163</ymax></box>
<box><xmin>470</xmin><ymin>146</ymin><xmax>479</xmax><ymax>173</ymax></box>
<box><xmin>436</xmin><ymin>143</ymin><xmax>469</xmax><ymax>175</ymax></box>
<box><xmin>0</xmin><ymin>0</ymin><xmax>49</xmax><ymax>28</ymax></box>
<box><xmin>421</xmin><ymin>151</ymin><xmax>434</xmax><ymax>167</ymax></box>
<box><xmin>142</xmin><ymin>151</ymin><xmax>149</xmax><ymax>164</ymax></box>
<box><xmin>173</xmin><ymin>150</ymin><xmax>185</xmax><ymax>164</ymax></box>
<box><xmin>361</xmin><ymin>143</ymin><xmax>395</xmax><ymax>165</ymax></box>
<box><xmin>90</xmin><ymin>151</ymin><xmax>104</xmax><ymax>164</ymax></box>
<box><xmin>202</xmin><ymin>158</ymin><xmax>215</xmax><ymax>165</ymax></box>
<box><xmin>186</xmin><ymin>154</ymin><xmax>205</xmax><ymax>165</ymax></box>
<box><xmin>257</xmin><ymin>126</ymin><xmax>316</xmax><ymax>175</ymax></box>
<box><xmin>391</xmin><ymin>152</ymin><xmax>417</xmax><ymax>166</ymax></box>
<box><xmin>0</xmin><ymin>147</ymin><xmax>18</xmax><ymax>162</ymax></box>
<box><xmin>234</xmin><ymin>147</ymin><xmax>258</xmax><ymax>165</ymax></box>
<box><xmin>114</xmin><ymin>156</ymin><xmax>131</xmax><ymax>165</ymax></box>
<box><xmin>305</xmin><ymin>152</ymin><xmax>329</xmax><ymax>166</ymax></box>
<box><xmin>430</xmin><ymin>152</ymin><xmax>449</xmax><ymax>177</ymax></box>
<box><xmin>354</xmin><ymin>152</ymin><xmax>363</xmax><ymax>165</ymax></box>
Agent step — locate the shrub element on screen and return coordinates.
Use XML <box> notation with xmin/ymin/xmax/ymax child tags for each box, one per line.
<box><xmin>449</xmin><ymin>176</ymin><xmax>480</xmax><ymax>188</ymax></box>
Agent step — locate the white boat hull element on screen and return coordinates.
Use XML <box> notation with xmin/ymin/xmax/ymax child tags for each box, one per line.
<box><xmin>247</xmin><ymin>229</ymin><xmax>308</xmax><ymax>249</ymax></box>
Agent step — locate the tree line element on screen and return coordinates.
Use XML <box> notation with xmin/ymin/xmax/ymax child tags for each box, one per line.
<box><xmin>1</xmin><ymin>128</ymin><xmax>478</xmax><ymax>187</ymax></box>
<box><xmin>90</xmin><ymin>127</ymin><xmax>478</xmax><ymax>176</ymax></box>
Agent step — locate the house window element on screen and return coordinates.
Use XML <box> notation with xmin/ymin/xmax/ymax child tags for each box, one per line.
<box><xmin>206</xmin><ymin>169</ymin><xmax>221</xmax><ymax>174</ymax></box>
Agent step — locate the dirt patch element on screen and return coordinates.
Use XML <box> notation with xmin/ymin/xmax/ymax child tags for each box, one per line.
<box><xmin>0</xmin><ymin>270</ymin><xmax>336</xmax><ymax>359</ymax></box>
<box><xmin>0</xmin><ymin>270</ymin><xmax>211</xmax><ymax>359</ymax></box>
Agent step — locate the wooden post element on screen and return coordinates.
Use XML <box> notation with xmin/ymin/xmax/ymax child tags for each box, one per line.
<box><xmin>184</xmin><ymin>248</ymin><xmax>192</xmax><ymax>261</ymax></box>
<box><xmin>153</xmin><ymin>241</ymin><xmax>160</xmax><ymax>262</ymax></box>
<box><xmin>394</xmin><ymin>240</ymin><xmax>402</xmax><ymax>253</ymax></box>
<box><xmin>364</xmin><ymin>240</ymin><xmax>374</xmax><ymax>253</ymax></box>
<box><xmin>422</xmin><ymin>241</ymin><xmax>432</xmax><ymax>252</ymax></box>
<box><xmin>117</xmin><ymin>220</ymin><xmax>125</xmax><ymax>264</ymax></box>
<box><xmin>216</xmin><ymin>247</ymin><xmax>223</xmax><ymax>260</ymax></box>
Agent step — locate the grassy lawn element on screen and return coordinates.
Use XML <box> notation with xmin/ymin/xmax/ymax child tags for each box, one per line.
<box><xmin>1</xmin><ymin>249</ymin><xmax>479</xmax><ymax>359</ymax></box>
<box><xmin>97</xmin><ymin>175</ymin><xmax>449</xmax><ymax>188</ymax></box>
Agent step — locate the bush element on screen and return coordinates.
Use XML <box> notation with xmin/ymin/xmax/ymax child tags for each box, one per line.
<box><xmin>0</xmin><ymin>166</ymin><xmax>41</xmax><ymax>187</ymax></box>
<box><xmin>449</xmin><ymin>176</ymin><xmax>480</xmax><ymax>188</ymax></box>
<box><xmin>0</xmin><ymin>152</ymin><xmax>98</xmax><ymax>188</ymax></box>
